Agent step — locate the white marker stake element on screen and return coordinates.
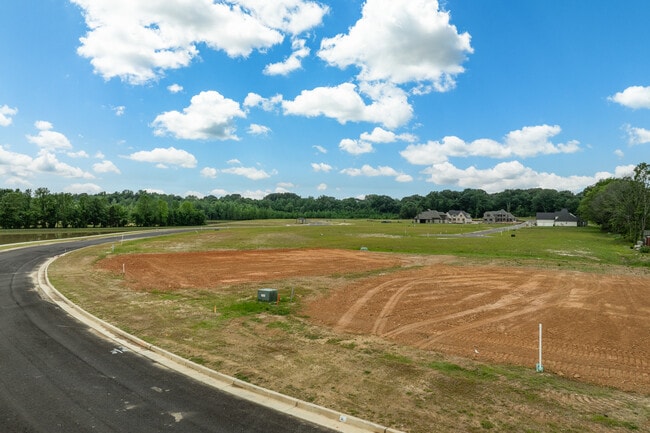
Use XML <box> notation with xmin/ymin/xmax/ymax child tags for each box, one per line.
<box><xmin>536</xmin><ymin>323</ymin><xmax>544</xmax><ymax>372</ymax></box>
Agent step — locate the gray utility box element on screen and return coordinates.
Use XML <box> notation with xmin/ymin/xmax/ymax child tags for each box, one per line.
<box><xmin>257</xmin><ymin>288</ymin><xmax>278</xmax><ymax>302</ymax></box>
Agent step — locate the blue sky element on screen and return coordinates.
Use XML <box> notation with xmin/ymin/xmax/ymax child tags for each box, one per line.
<box><xmin>1</xmin><ymin>0</ymin><xmax>649</xmax><ymax>199</ymax></box>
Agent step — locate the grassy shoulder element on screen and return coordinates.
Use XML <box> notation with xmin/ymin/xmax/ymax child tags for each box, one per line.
<box><xmin>48</xmin><ymin>220</ymin><xmax>649</xmax><ymax>433</ymax></box>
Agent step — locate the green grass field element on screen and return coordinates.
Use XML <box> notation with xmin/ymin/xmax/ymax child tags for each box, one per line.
<box><xmin>115</xmin><ymin>220</ymin><xmax>649</xmax><ymax>271</ymax></box>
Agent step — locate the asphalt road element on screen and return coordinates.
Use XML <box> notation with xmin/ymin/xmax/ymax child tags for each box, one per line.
<box><xmin>0</xmin><ymin>232</ymin><xmax>335</xmax><ymax>433</ymax></box>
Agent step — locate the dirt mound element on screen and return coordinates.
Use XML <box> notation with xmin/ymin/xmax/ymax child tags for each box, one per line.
<box><xmin>98</xmin><ymin>248</ymin><xmax>650</xmax><ymax>393</ymax></box>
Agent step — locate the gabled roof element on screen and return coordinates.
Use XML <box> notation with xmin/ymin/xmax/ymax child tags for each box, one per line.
<box><xmin>448</xmin><ymin>210</ymin><xmax>471</xmax><ymax>218</ymax></box>
<box><xmin>536</xmin><ymin>208</ymin><xmax>579</xmax><ymax>222</ymax></box>
<box><xmin>416</xmin><ymin>210</ymin><xmax>444</xmax><ymax>219</ymax></box>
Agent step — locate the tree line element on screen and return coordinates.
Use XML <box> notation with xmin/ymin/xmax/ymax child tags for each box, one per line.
<box><xmin>1</xmin><ymin>162</ymin><xmax>648</xmax><ymax>242</ymax></box>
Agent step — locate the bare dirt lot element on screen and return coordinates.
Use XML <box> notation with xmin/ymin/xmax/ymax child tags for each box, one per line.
<box><xmin>98</xmin><ymin>248</ymin><xmax>650</xmax><ymax>394</ymax></box>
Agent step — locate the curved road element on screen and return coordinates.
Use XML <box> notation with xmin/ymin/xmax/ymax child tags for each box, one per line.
<box><xmin>0</xmin><ymin>233</ymin><xmax>335</xmax><ymax>433</ymax></box>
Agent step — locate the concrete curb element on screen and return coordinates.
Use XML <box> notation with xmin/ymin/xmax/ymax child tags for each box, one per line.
<box><xmin>35</xmin><ymin>253</ymin><xmax>405</xmax><ymax>433</ymax></box>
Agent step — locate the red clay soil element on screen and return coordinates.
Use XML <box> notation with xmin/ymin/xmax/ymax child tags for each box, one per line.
<box><xmin>98</xmin><ymin>248</ymin><xmax>650</xmax><ymax>393</ymax></box>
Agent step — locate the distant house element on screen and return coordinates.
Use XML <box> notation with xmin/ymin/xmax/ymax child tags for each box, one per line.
<box><xmin>483</xmin><ymin>209</ymin><xmax>516</xmax><ymax>223</ymax></box>
<box><xmin>446</xmin><ymin>210</ymin><xmax>472</xmax><ymax>224</ymax></box>
<box><xmin>536</xmin><ymin>209</ymin><xmax>585</xmax><ymax>227</ymax></box>
<box><xmin>414</xmin><ymin>210</ymin><xmax>446</xmax><ymax>224</ymax></box>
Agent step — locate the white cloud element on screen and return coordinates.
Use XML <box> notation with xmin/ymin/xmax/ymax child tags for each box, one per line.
<box><xmin>0</xmin><ymin>105</ymin><xmax>18</xmax><ymax>126</ymax></box>
<box><xmin>113</xmin><ymin>105</ymin><xmax>125</xmax><ymax>116</ymax></box>
<box><xmin>237</xmin><ymin>0</ymin><xmax>329</xmax><ymax>34</ymax></box>
<box><xmin>33</xmin><ymin>150</ymin><xmax>95</xmax><ymax>179</ymax></box>
<box><xmin>183</xmin><ymin>190</ymin><xmax>205</xmax><ymax>198</ymax></box>
<box><xmin>0</xmin><ymin>146</ymin><xmax>94</xmax><ymax>183</ymax></box>
<box><xmin>609</xmin><ymin>86</ymin><xmax>650</xmax><ymax>109</ymax></box>
<box><xmin>93</xmin><ymin>160</ymin><xmax>121</xmax><ymax>174</ymax></box>
<box><xmin>317</xmin><ymin>183</ymin><xmax>327</xmax><ymax>191</ymax></box>
<box><xmin>341</xmin><ymin>126</ymin><xmax>418</xmax><ymax>155</ymax></box>
<box><xmin>313</xmin><ymin>145</ymin><xmax>327</xmax><ymax>154</ymax></box>
<box><xmin>227</xmin><ymin>158</ymin><xmax>241</xmax><ymax>165</ymax></box>
<box><xmin>152</xmin><ymin>90</ymin><xmax>245</xmax><ymax>140</ymax></box>
<box><xmin>421</xmin><ymin>160</ymin><xmax>619</xmax><ymax>193</ymax></box>
<box><xmin>168</xmin><ymin>83</ymin><xmax>184</xmax><ymax>93</ymax></box>
<box><xmin>26</xmin><ymin>121</ymin><xmax>73</xmax><ymax>151</ymax></box>
<box><xmin>221</xmin><ymin>165</ymin><xmax>275</xmax><ymax>180</ymax></box>
<box><xmin>71</xmin><ymin>0</ymin><xmax>327</xmax><ymax>84</ymax></box>
<box><xmin>241</xmin><ymin>189</ymin><xmax>272</xmax><ymax>199</ymax></box>
<box><xmin>614</xmin><ymin>149</ymin><xmax>624</xmax><ymax>158</ymax></box>
<box><xmin>282</xmin><ymin>82</ymin><xmax>412</xmax><ymax>129</ymax></box>
<box><xmin>201</xmin><ymin>167</ymin><xmax>218</xmax><ymax>178</ymax></box>
<box><xmin>244</xmin><ymin>92</ymin><xmax>283</xmax><ymax>111</ymax></box>
<box><xmin>248</xmin><ymin>123</ymin><xmax>271</xmax><ymax>135</ymax></box>
<box><xmin>311</xmin><ymin>162</ymin><xmax>332</xmax><ymax>172</ymax></box>
<box><xmin>360</xmin><ymin>127</ymin><xmax>417</xmax><ymax>143</ymax></box>
<box><xmin>0</xmin><ymin>145</ymin><xmax>36</xmax><ymax>180</ymax></box>
<box><xmin>209</xmin><ymin>188</ymin><xmax>229</xmax><ymax>197</ymax></box>
<box><xmin>67</xmin><ymin>150</ymin><xmax>90</xmax><ymax>158</ymax></box>
<box><xmin>127</xmin><ymin>147</ymin><xmax>197</xmax><ymax>168</ymax></box>
<box><xmin>624</xmin><ymin>124</ymin><xmax>650</xmax><ymax>145</ymax></box>
<box><xmin>264</xmin><ymin>38</ymin><xmax>310</xmax><ymax>75</ymax></box>
<box><xmin>340</xmin><ymin>164</ymin><xmax>413</xmax><ymax>182</ymax></box>
<box><xmin>339</xmin><ymin>138</ymin><xmax>373</xmax><ymax>155</ymax></box>
<box><xmin>318</xmin><ymin>0</ymin><xmax>472</xmax><ymax>91</ymax></box>
<box><xmin>401</xmin><ymin>125</ymin><xmax>580</xmax><ymax>165</ymax></box>
<box><xmin>64</xmin><ymin>183</ymin><xmax>104</xmax><ymax>194</ymax></box>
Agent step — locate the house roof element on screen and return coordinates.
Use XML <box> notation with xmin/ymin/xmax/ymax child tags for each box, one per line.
<box><xmin>536</xmin><ymin>208</ymin><xmax>579</xmax><ymax>222</ymax></box>
<box><xmin>416</xmin><ymin>210</ymin><xmax>444</xmax><ymax>219</ymax></box>
<box><xmin>448</xmin><ymin>210</ymin><xmax>471</xmax><ymax>218</ymax></box>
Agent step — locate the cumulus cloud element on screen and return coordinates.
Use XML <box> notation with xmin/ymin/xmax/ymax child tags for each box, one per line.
<box><xmin>221</xmin><ymin>165</ymin><xmax>275</xmax><ymax>180</ymax></box>
<box><xmin>340</xmin><ymin>164</ymin><xmax>413</xmax><ymax>182</ymax></box>
<box><xmin>93</xmin><ymin>160</ymin><xmax>121</xmax><ymax>174</ymax></box>
<box><xmin>401</xmin><ymin>125</ymin><xmax>580</xmax><ymax>165</ymax></box>
<box><xmin>113</xmin><ymin>105</ymin><xmax>125</xmax><ymax>116</ymax></box>
<box><xmin>64</xmin><ymin>183</ymin><xmax>104</xmax><ymax>194</ymax></box>
<box><xmin>152</xmin><ymin>90</ymin><xmax>245</xmax><ymax>140</ymax></box>
<box><xmin>248</xmin><ymin>123</ymin><xmax>271</xmax><ymax>135</ymax></box>
<box><xmin>127</xmin><ymin>147</ymin><xmax>197</xmax><ymax>168</ymax></box>
<box><xmin>244</xmin><ymin>92</ymin><xmax>283</xmax><ymax>111</ymax></box>
<box><xmin>421</xmin><ymin>161</ymin><xmax>621</xmax><ymax>193</ymax></box>
<box><xmin>71</xmin><ymin>0</ymin><xmax>327</xmax><ymax>84</ymax></box>
<box><xmin>317</xmin><ymin>183</ymin><xmax>327</xmax><ymax>191</ymax></box>
<box><xmin>0</xmin><ymin>105</ymin><xmax>18</xmax><ymax>126</ymax></box>
<box><xmin>26</xmin><ymin>121</ymin><xmax>73</xmax><ymax>151</ymax></box>
<box><xmin>33</xmin><ymin>150</ymin><xmax>95</xmax><ymax>179</ymax></box>
<box><xmin>264</xmin><ymin>38</ymin><xmax>310</xmax><ymax>75</ymax></box>
<box><xmin>201</xmin><ymin>167</ymin><xmax>218</xmax><ymax>178</ymax></box>
<box><xmin>360</xmin><ymin>127</ymin><xmax>417</xmax><ymax>144</ymax></box>
<box><xmin>0</xmin><ymin>145</ymin><xmax>94</xmax><ymax>184</ymax></box>
<box><xmin>168</xmin><ymin>83</ymin><xmax>183</xmax><ymax>93</ymax></box>
<box><xmin>0</xmin><ymin>145</ymin><xmax>36</xmax><ymax>180</ymax></box>
<box><xmin>318</xmin><ymin>0</ymin><xmax>472</xmax><ymax>91</ymax></box>
<box><xmin>609</xmin><ymin>86</ymin><xmax>650</xmax><ymax>109</ymax></box>
<box><xmin>311</xmin><ymin>162</ymin><xmax>332</xmax><ymax>172</ymax></box>
<box><xmin>339</xmin><ymin>138</ymin><xmax>373</xmax><ymax>155</ymax></box>
<box><xmin>282</xmin><ymin>81</ymin><xmax>412</xmax><ymax>129</ymax></box>
<box><xmin>623</xmin><ymin>124</ymin><xmax>650</xmax><ymax>145</ymax></box>
<box><xmin>238</xmin><ymin>0</ymin><xmax>329</xmax><ymax>34</ymax></box>
<box><xmin>341</xmin><ymin>126</ymin><xmax>418</xmax><ymax>155</ymax></box>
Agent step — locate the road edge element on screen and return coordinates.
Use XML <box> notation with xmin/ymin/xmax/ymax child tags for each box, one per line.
<box><xmin>35</xmin><ymin>253</ymin><xmax>405</xmax><ymax>433</ymax></box>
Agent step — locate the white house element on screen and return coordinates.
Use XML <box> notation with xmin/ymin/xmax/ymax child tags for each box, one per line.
<box><xmin>536</xmin><ymin>209</ymin><xmax>583</xmax><ymax>227</ymax></box>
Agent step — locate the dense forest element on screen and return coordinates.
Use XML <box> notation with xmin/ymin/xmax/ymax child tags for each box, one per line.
<box><xmin>1</xmin><ymin>162</ymin><xmax>648</xmax><ymax>242</ymax></box>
